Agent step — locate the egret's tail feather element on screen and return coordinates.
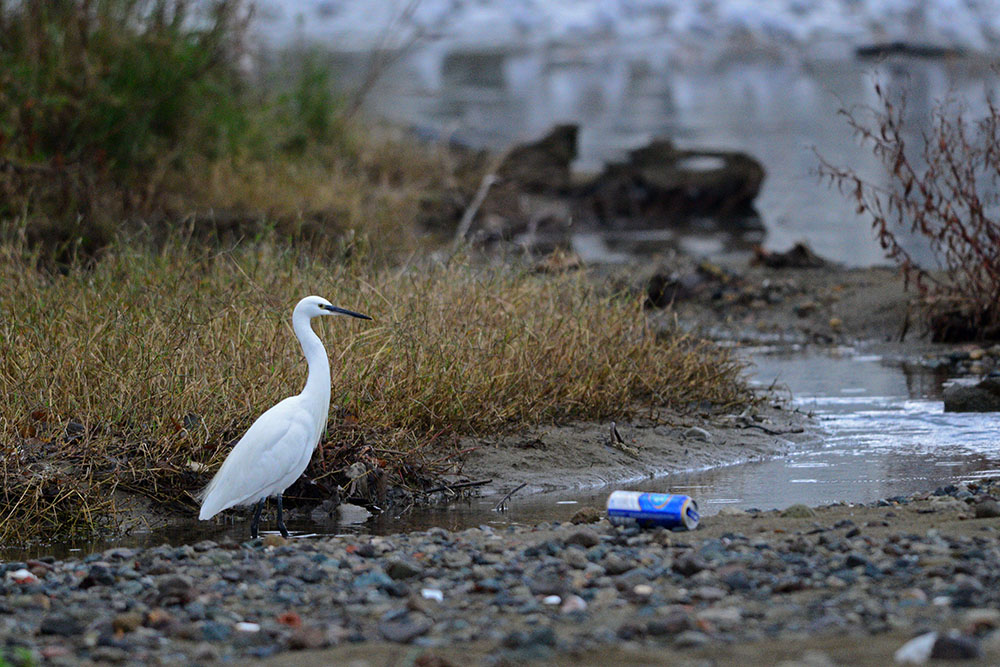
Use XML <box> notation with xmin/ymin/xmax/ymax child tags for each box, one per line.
<box><xmin>197</xmin><ymin>471</ymin><xmax>225</xmax><ymax>520</ymax></box>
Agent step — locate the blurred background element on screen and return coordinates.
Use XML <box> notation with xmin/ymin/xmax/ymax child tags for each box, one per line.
<box><xmin>254</xmin><ymin>0</ymin><xmax>1000</xmax><ymax>266</ymax></box>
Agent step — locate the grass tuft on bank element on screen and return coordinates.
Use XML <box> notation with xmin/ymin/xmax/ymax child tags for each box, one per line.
<box><xmin>0</xmin><ymin>241</ymin><xmax>750</xmax><ymax>543</ymax></box>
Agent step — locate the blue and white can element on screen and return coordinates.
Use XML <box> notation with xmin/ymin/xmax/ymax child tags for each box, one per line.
<box><xmin>606</xmin><ymin>491</ymin><xmax>700</xmax><ymax>530</ymax></box>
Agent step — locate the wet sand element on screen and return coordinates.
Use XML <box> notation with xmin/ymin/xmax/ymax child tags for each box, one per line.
<box><xmin>458</xmin><ymin>405</ymin><xmax>815</xmax><ymax>498</ymax></box>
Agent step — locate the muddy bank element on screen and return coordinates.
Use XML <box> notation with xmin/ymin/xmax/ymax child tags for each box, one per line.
<box><xmin>632</xmin><ymin>259</ymin><xmax>914</xmax><ymax>347</ymax></box>
<box><xmin>109</xmin><ymin>254</ymin><xmax>974</xmax><ymax>545</ymax></box>
<box><xmin>457</xmin><ymin>404</ymin><xmax>813</xmax><ymax>497</ymax></box>
<box><xmin>621</xmin><ymin>249</ymin><xmax>998</xmax><ymax>369</ymax></box>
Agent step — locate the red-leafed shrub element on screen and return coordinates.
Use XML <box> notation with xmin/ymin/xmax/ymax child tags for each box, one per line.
<box><xmin>820</xmin><ymin>81</ymin><xmax>1000</xmax><ymax>342</ymax></box>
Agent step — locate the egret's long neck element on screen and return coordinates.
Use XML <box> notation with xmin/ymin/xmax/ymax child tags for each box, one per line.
<box><xmin>293</xmin><ymin>313</ymin><xmax>331</xmax><ymax>409</ymax></box>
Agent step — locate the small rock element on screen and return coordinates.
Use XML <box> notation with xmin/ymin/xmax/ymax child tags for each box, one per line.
<box><xmin>80</xmin><ymin>563</ymin><xmax>116</xmax><ymax>588</ymax></box>
<box><xmin>40</xmin><ymin>646</ymin><xmax>71</xmax><ymax>660</ymax></box>
<box><xmin>570</xmin><ymin>506</ymin><xmax>602</xmax><ymax>524</ymax></box>
<box><xmin>974</xmin><ymin>499</ymin><xmax>1000</xmax><ymax>519</ymax></box>
<box><xmin>562</xmin><ymin>548</ymin><xmax>589</xmax><ymax>569</ymax></box>
<box><xmin>442</xmin><ymin>551</ymin><xmax>472</xmax><ymax>568</ymax></box>
<box><xmin>502</xmin><ymin>626</ymin><xmax>557</xmax><ymax>649</ymax></box>
<box><xmin>201</xmin><ymin>621</ymin><xmax>233</xmax><ymax>642</ymax></box>
<box><xmin>89</xmin><ymin>646</ymin><xmax>127</xmax><ymax>663</ymax></box>
<box><xmin>944</xmin><ymin>378</ymin><xmax>1000</xmax><ymax>412</ymax></box>
<box><xmin>931</xmin><ymin>631</ymin><xmax>982</xmax><ymax>660</ymax></box>
<box><xmin>633</xmin><ymin>584</ymin><xmax>653</xmax><ymax>598</ymax></box>
<box><xmin>289</xmin><ymin>625</ymin><xmax>328</xmax><ymax>650</ymax></box>
<box><xmin>338</xmin><ymin>503</ymin><xmax>372</xmax><ymax>524</ymax></box>
<box><xmin>928</xmin><ymin>495</ymin><xmax>965</xmax><ymax>512</ymax></box>
<box><xmin>692</xmin><ymin>586</ymin><xmax>727</xmax><ymax>601</ymax></box>
<box><xmin>602</xmin><ymin>553</ymin><xmax>635</xmax><ymax>575</ymax></box>
<box><xmin>720</xmin><ymin>568</ymin><xmax>752</xmax><ymax>591</ymax></box>
<box><xmin>564</xmin><ymin>529</ymin><xmax>601</xmax><ymax>548</ymax></box>
<box><xmin>617</xmin><ymin>621</ymin><xmax>645</xmax><ymax>640</ymax></box>
<box><xmin>527</xmin><ymin>571</ymin><xmax>566</xmax><ymax>595</ymax></box>
<box><xmin>781</xmin><ymin>504</ymin><xmax>817</xmax><ymax>518</ymax></box>
<box><xmin>192</xmin><ymin>540</ymin><xmax>217</xmax><ymax>552</ymax></box>
<box><xmin>560</xmin><ymin>595</ymin><xmax>587</xmax><ymax>613</ymax></box>
<box><xmin>696</xmin><ymin>606</ymin><xmax>742</xmax><ymax>629</ymax></box>
<box><xmin>262</xmin><ymin>534</ymin><xmax>288</xmax><ymax>548</ymax></box>
<box><xmin>192</xmin><ymin>642</ymin><xmax>221</xmax><ymax>662</ymax></box>
<box><xmin>145</xmin><ymin>608</ymin><xmax>175</xmax><ymax>629</ymax></box>
<box><xmin>673</xmin><ymin>553</ymin><xmax>708</xmax><ymax>576</ymax></box>
<box><xmin>155</xmin><ymin>575</ymin><xmax>194</xmax><ymax>606</ymax></box>
<box><xmin>845</xmin><ymin>553</ymin><xmax>873</xmax><ymax>569</ymax></box>
<box><xmin>385</xmin><ymin>559</ymin><xmax>424</xmax><ymax>580</ymax></box>
<box><xmin>111</xmin><ymin>612</ymin><xmax>143</xmax><ymax>634</ymax></box>
<box><xmin>39</xmin><ymin>615</ymin><xmax>84</xmax><ymax>637</ymax></box>
<box><xmin>684</xmin><ymin>426</ymin><xmax>712</xmax><ymax>442</ymax></box>
<box><xmin>829</xmin><ymin>317</ymin><xmax>843</xmax><ymax>331</ymax></box>
<box><xmin>794</xmin><ymin>301</ymin><xmax>818</xmax><ymax>317</ymax></box>
<box><xmin>753</xmin><ymin>242</ymin><xmax>828</xmax><ymax>269</ymax></box>
<box><xmin>716</xmin><ymin>506</ymin><xmax>747</xmax><ymax>517</ymax></box>
<box><xmin>378</xmin><ymin>612</ymin><xmax>432</xmax><ymax>643</ymax></box>
<box><xmin>963</xmin><ymin>609</ymin><xmax>1000</xmax><ymax>635</ymax></box>
<box><xmin>900</xmin><ymin>588</ymin><xmax>928</xmax><ymax>603</ymax></box>
<box><xmin>648</xmin><ymin>611</ymin><xmax>692</xmax><ymax>636</ymax></box>
<box><xmin>673</xmin><ymin>630</ymin><xmax>711</xmax><ymax>648</ymax></box>
<box><xmin>352</xmin><ymin>570</ymin><xmax>393</xmax><ymax>590</ymax></box>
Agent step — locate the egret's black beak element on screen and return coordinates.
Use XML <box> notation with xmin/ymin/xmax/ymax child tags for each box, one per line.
<box><xmin>321</xmin><ymin>304</ymin><xmax>372</xmax><ymax>320</ymax></box>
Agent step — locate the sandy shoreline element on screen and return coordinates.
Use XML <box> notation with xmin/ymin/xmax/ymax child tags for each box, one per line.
<box><xmin>457</xmin><ymin>404</ymin><xmax>816</xmax><ymax>498</ymax></box>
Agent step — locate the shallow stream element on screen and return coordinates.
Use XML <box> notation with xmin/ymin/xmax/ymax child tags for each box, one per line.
<box><xmin>361</xmin><ymin>348</ymin><xmax>1000</xmax><ymax>529</ymax></box>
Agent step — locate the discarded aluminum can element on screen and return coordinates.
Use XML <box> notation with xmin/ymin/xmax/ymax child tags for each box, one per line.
<box><xmin>606</xmin><ymin>491</ymin><xmax>700</xmax><ymax>530</ymax></box>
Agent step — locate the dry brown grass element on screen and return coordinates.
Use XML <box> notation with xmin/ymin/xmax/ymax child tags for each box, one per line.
<box><xmin>0</xmin><ymin>241</ymin><xmax>750</xmax><ymax>543</ymax></box>
<box><xmin>164</xmin><ymin>128</ymin><xmax>470</xmax><ymax>261</ymax></box>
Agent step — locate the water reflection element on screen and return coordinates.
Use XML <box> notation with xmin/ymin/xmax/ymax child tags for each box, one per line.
<box><xmin>325</xmin><ymin>46</ymin><xmax>999</xmax><ymax>267</ymax></box>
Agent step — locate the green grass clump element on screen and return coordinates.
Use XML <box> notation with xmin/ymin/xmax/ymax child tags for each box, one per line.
<box><xmin>0</xmin><ymin>0</ymin><xmax>256</xmax><ymax>252</ymax></box>
<box><xmin>0</xmin><ymin>240</ymin><xmax>749</xmax><ymax>543</ymax></box>
<box><xmin>0</xmin><ymin>0</ymin><xmax>249</xmax><ymax>171</ymax></box>
<box><xmin>0</xmin><ymin>1</ymin><xmax>462</xmax><ymax>264</ymax></box>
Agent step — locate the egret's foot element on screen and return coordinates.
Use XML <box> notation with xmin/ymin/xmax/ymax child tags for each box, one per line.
<box><xmin>277</xmin><ymin>495</ymin><xmax>290</xmax><ymax>538</ymax></box>
<box><xmin>250</xmin><ymin>498</ymin><xmax>265</xmax><ymax>540</ymax></box>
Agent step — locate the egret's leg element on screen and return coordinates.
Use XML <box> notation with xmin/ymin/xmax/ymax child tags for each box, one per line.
<box><xmin>276</xmin><ymin>495</ymin><xmax>289</xmax><ymax>538</ymax></box>
<box><xmin>250</xmin><ymin>499</ymin><xmax>265</xmax><ymax>539</ymax></box>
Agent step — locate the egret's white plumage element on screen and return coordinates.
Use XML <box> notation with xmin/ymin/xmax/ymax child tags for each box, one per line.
<box><xmin>198</xmin><ymin>295</ymin><xmax>370</xmax><ymax>537</ymax></box>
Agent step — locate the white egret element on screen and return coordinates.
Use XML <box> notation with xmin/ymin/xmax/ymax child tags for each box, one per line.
<box><xmin>198</xmin><ymin>295</ymin><xmax>371</xmax><ymax>538</ymax></box>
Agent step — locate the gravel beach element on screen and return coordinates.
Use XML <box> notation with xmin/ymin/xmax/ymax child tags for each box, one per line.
<box><xmin>3</xmin><ymin>479</ymin><xmax>999</xmax><ymax>666</ymax></box>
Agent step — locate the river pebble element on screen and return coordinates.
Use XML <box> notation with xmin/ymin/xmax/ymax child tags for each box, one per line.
<box><xmin>0</xmin><ymin>479</ymin><xmax>998</xmax><ymax>663</ymax></box>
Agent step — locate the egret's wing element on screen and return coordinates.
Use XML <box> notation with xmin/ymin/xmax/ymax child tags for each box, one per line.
<box><xmin>198</xmin><ymin>399</ymin><xmax>313</xmax><ymax>519</ymax></box>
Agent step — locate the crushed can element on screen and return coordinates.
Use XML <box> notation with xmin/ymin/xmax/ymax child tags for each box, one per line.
<box><xmin>606</xmin><ymin>491</ymin><xmax>700</xmax><ymax>530</ymax></box>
